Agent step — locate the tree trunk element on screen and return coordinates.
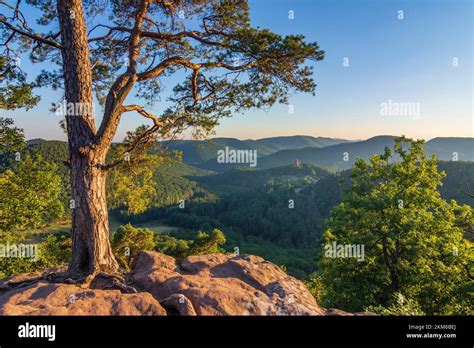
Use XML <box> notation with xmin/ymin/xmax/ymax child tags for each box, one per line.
<box><xmin>57</xmin><ymin>0</ymin><xmax>119</xmax><ymax>276</ymax></box>
<box><xmin>68</xmin><ymin>151</ymin><xmax>118</xmax><ymax>275</ymax></box>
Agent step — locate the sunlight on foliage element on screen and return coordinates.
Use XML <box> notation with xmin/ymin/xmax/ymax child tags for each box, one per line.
<box><xmin>320</xmin><ymin>136</ymin><xmax>474</xmax><ymax>315</ymax></box>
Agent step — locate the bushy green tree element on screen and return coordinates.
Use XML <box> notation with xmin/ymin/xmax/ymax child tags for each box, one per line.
<box><xmin>154</xmin><ymin>233</ymin><xmax>191</xmax><ymax>260</ymax></box>
<box><xmin>0</xmin><ymin>118</ymin><xmax>64</xmax><ymax>237</ymax></box>
<box><xmin>0</xmin><ymin>57</ymin><xmax>39</xmax><ymax>110</ymax></box>
<box><xmin>0</xmin><ymin>155</ymin><xmax>64</xmax><ymax>238</ymax></box>
<box><xmin>0</xmin><ymin>117</ymin><xmax>26</xmax><ymax>172</ymax></box>
<box><xmin>0</xmin><ymin>231</ymin><xmax>72</xmax><ymax>278</ymax></box>
<box><xmin>111</xmin><ymin>224</ymin><xmax>156</xmax><ymax>270</ymax></box>
<box><xmin>367</xmin><ymin>293</ymin><xmax>425</xmax><ymax>316</ymax></box>
<box><xmin>108</xmin><ymin>163</ymin><xmax>158</xmax><ymax>215</ymax></box>
<box><xmin>154</xmin><ymin>228</ymin><xmax>226</xmax><ymax>260</ymax></box>
<box><xmin>0</xmin><ymin>119</ymin><xmax>66</xmax><ymax>277</ymax></box>
<box><xmin>107</xmin><ymin>126</ymin><xmax>162</xmax><ymax>215</ymax></box>
<box><xmin>39</xmin><ymin>231</ymin><xmax>72</xmax><ymax>267</ymax></box>
<box><xmin>188</xmin><ymin>229</ymin><xmax>226</xmax><ymax>255</ymax></box>
<box><xmin>320</xmin><ymin>136</ymin><xmax>473</xmax><ymax>315</ymax></box>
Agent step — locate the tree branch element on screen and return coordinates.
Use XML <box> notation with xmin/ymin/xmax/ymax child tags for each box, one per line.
<box><xmin>95</xmin><ymin>0</ymin><xmax>150</xmax><ymax>148</ymax></box>
<box><xmin>121</xmin><ymin>104</ymin><xmax>165</xmax><ymax>127</ymax></box>
<box><xmin>137</xmin><ymin>55</ymin><xmax>256</xmax><ymax>81</ymax></box>
<box><xmin>0</xmin><ymin>17</ymin><xmax>62</xmax><ymax>49</ymax></box>
<box><xmin>101</xmin><ymin>124</ymin><xmax>159</xmax><ymax>171</ymax></box>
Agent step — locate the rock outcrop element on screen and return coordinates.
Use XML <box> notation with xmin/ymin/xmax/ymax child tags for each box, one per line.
<box><xmin>130</xmin><ymin>251</ymin><xmax>325</xmax><ymax>315</ymax></box>
<box><xmin>0</xmin><ymin>281</ymin><xmax>166</xmax><ymax>315</ymax></box>
<box><xmin>0</xmin><ymin>251</ymin><xmax>372</xmax><ymax>316</ymax></box>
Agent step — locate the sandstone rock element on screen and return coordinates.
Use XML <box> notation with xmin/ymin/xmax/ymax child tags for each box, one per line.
<box><xmin>324</xmin><ymin>308</ymin><xmax>377</xmax><ymax>316</ymax></box>
<box><xmin>131</xmin><ymin>251</ymin><xmax>325</xmax><ymax>315</ymax></box>
<box><xmin>0</xmin><ymin>267</ymin><xmax>67</xmax><ymax>296</ymax></box>
<box><xmin>0</xmin><ymin>281</ymin><xmax>166</xmax><ymax>315</ymax></box>
<box><xmin>161</xmin><ymin>293</ymin><xmax>197</xmax><ymax>316</ymax></box>
<box><xmin>0</xmin><ymin>251</ymin><xmax>369</xmax><ymax>316</ymax></box>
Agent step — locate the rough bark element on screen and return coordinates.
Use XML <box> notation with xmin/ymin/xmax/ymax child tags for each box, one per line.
<box><xmin>57</xmin><ymin>0</ymin><xmax>119</xmax><ymax>276</ymax></box>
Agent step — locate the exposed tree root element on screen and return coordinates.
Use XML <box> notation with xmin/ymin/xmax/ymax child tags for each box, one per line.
<box><xmin>89</xmin><ymin>272</ymin><xmax>137</xmax><ymax>293</ymax></box>
<box><xmin>0</xmin><ymin>268</ymin><xmax>137</xmax><ymax>295</ymax></box>
<box><xmin>0</xmin><ymin>276</ymin><xmax>44</xmax><ymax>295</ymax></box>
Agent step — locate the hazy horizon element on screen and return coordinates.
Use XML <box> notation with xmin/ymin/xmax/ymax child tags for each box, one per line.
<box><xmin>24</xmin><ymin>133</ymin><xmax>474</xmax><ymax>143</ymax></box>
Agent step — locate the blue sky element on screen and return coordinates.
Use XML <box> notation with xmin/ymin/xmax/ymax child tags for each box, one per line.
<box><xmin>4</xmin><ymin>0</ymin><xmax>473</xmax><ymax>141</ymax></box>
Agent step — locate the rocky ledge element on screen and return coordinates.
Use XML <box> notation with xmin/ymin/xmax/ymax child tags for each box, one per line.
<box><xmin>0</xmin><ymin>251</ymin><xmax>374</xmax><ymax>316</ymax></box>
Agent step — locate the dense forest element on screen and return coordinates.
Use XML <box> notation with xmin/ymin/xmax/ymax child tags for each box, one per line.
<box><xmin>1</xmin><ymin>118</ymin><xmax>473</xmax><ymax>314</ymax></box>
<box><xmin>0</xmin><ymin>0</ymin><xmax>471</xmax><ymax>324</ymax></box>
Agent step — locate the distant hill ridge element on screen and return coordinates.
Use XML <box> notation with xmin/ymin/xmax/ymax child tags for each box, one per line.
<box><xmin>27</xmin><ymin>135</ymin><xmax>474</xmax><ymax>172</ymax></box>
<box><xmin>256</xmin><ymin>136</ymin><xmax>474</xmax><ymax>170</ymax></box>
<box><xmin>159</xmin><ymin>135</ymin><xmax>352</xmax><ymax>165</ymax></box>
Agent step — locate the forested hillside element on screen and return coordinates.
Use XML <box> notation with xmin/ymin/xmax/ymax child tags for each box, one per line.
<box><xmin>160</xmin><ymin>135</ymin><xmax>350</xmax><ymax>166</ymax></box>
<box><xmin>2</xmin><ymin>124</ymin><xmax>473</xmax><ymax>315</ymax></box>
<box><xmin>256</xmin><ymin>136</ymin><xmax>474</xmax><ymax>170</ymax></box>
<box><xmin>114</xmin><ymin>159</ymin><xmax>474</xmax><ymax>278</ymax></box>
<box><xmin>18</xmin><ymin>137</ymin><xmax>474</xmax><ymax>279</ymax></box>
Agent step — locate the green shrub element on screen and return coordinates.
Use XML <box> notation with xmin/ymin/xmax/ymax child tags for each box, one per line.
<box><xmin>304</xmin><ymin>273</ymin><xmax>325</xmax><ymax>304</ymax></box>
<box><xmin>366</xmin><ymin>293</ymin><xmax>425</xmax><ymax>316</ymax></box>
<box><xmin>111</xmin><ymin>224</ymin><xmax>155</xmax><ymax>270</ymax></box>
<box><xmin>188</xmin><ymin>229</ymin><xmax>226</xmax><ymax>255</ymax></box>
<box><xmin>39</xmin><ymin>231</ymin><xmax>72</xmax><ymax>268</ymax></box>
<box><xmin>0</xmin><ymin>253</ymin><xmax>39</xmax><ymax>278</ymax></box>
<box><xmin>154</xmin><ymin>233</ymin><xmax>191</xmax><ymax>260</ymax></box>
<box><xmin>154</xmin><ymin>228</ymin><xmax>226</xmax><ymax>261</ymax></box>
<box><xmin>0</xmin><ymin>231</ymin><xmax>71</xmax><ymax>278</ymax></box>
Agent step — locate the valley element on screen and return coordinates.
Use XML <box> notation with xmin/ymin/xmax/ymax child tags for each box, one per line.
<box><xmin>22</xmin><ymin>135</ymin><xmax>474</xmax><ymax>279</ymax></box>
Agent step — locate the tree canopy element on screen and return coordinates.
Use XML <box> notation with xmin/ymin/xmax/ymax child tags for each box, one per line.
<box><xmin>1</xmin><ymin>0</ymin><xmax>324</xmax><ymax>156</ymax></box>
<box><xmin>319</xmin><ymin>136</ymin><xmax>473</xmax><ymax>315</ymax></box>
<box><xmin>0</xmin><ymin>118</ymin><xmax>64</xmax><ymax>239</ymax></box>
